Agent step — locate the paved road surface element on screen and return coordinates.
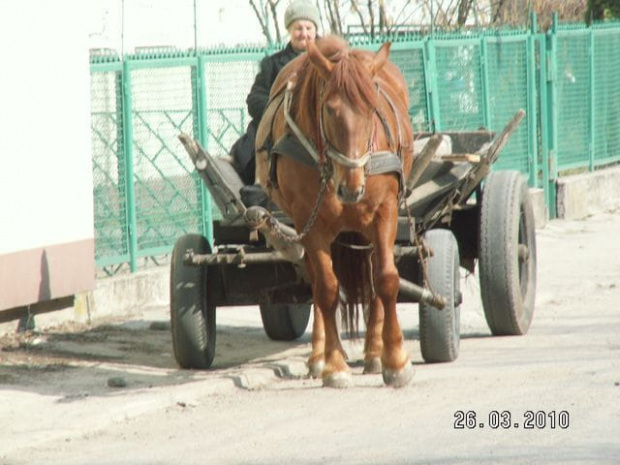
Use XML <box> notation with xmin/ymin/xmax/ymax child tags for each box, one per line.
<box><xmin>1</xmin><ymin>212</ymin><xmax>619</xmax><ymax>464</ymax></box>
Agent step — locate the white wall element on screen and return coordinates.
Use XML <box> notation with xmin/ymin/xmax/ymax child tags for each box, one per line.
<box><xmin>0</xmin><ymin>1</ymin><xmax>94</xmax><ymax>254</ymax></box>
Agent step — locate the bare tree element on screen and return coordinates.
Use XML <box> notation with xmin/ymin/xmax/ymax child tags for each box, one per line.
<box><xmin>586</xmin><ymin>0</ymin><xmax>620</xmax><ymax>24</ymax></box>
<box><xmin>490</xmin><ymin>0</ymin><xmax>588</xmax><ymax>29</ymax></box>
<box><xmin>248</xmin><ymin>0</ymin><xmax>593</xmax><ymax>45</ymax></box>
<box><xmin>457</xmin><ymin>0</ymin><xmax>474</xmax><ymax>26</ymax></box>
<box><xmin>323</xmin><ymin>0</ymin><xmax>343</xmax><ymax>35</ymax></box>
<box><xmin>249</xmin><ymin>0</ymin><xmax>283</xmax><ymax>45</ymax></box>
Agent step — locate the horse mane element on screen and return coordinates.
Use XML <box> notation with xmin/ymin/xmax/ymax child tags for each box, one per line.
<box><xmin>293</xmin><ymin>36</ymin><xmax>379</xmax><ymax>141</ymax></box>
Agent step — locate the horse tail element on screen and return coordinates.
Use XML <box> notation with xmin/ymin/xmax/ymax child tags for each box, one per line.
<box><xmin>331</xmin><ymin>232</ymin><xmax>373</xmax><ymax>337</ymax></box>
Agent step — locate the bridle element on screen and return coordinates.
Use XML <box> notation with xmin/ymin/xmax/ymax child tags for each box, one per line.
<box><xmin>318</xmin><ymin>97</ymin><xmax>373</xmax><ymax>169</ymax></box>
<box><xmin>269</xmin><ymin>74</ymin><xmax>405</xmax><ymax>241</ymax></box>
<box><xmin>283</xmin><ymin>80</ymin><xmax>374</xmax><ymax>170</ymax></box>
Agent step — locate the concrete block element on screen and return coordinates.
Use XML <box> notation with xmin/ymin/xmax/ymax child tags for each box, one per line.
<box><xmin>529</xmin><ymin>188</ymin><xmax>548</xmax><ymax>230</ymax></box>
<box><xmin>88</xmin><ymin>267</ymin><xmax>170</xmax><ymax>319</ymax></box>
<box><xmin>557</xmin><ymin>166</ymin><xmax>620</xmax><ymax>219</ymax></box>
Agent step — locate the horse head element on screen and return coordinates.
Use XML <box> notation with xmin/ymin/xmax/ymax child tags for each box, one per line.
<box><xmin>305</xmin><ymin>37</ymin><xmax>392</xmax><ymax>204</ymax></box>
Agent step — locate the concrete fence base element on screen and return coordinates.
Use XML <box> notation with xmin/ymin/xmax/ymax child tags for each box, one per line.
<box><xmin>556</xmin><ymin>166</ymin><xmax>620</xmax><ymax>220</ymax></box>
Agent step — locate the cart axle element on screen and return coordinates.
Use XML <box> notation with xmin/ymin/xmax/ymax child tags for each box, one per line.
<box><xmin>399</xmin><ymin>278</ymin><xmax>447</xmax><ymax>309</ymax></box>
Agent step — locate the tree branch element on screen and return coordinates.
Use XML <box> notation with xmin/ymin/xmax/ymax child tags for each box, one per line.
<box><xmin>249</xmin><ymin>0</ymin><xmax>273</xmax><ymax>44</ymax></box>
<box><xmin>350</xmin><ymin>0</ymin><xmax>369</xmax><ymax>35</ymax></box>
<box><xmin>267</xmin><ymin>0</ymin><xmax>281</xmax><ymax>43</ymax></box>
<box><xmin>368</xmin><ymin>0</ymin><xmax>375</xmax><ymax>39</ymax></box>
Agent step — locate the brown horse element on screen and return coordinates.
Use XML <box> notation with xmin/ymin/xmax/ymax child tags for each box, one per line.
<box><xmin>255</xmin><ymin>36</ymin><xmax>415</xmax><ymax>388</ymax></box>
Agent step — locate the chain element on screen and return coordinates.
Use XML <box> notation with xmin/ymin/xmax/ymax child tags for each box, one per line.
<box><xmin>267</xmin><ymin>162</ymin><xmax>332</xmax><ymax>243</ymax></box>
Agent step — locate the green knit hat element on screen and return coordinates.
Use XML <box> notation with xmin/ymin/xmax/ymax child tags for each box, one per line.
<box><xmin>284</xmin><ymin>1</ymin><xmax>320</xmax><ymax>29</ymax></box>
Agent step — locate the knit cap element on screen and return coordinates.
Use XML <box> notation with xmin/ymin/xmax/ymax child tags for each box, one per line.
<box><xmin>284</xmin><ymin>1</ymin><xmax>320</xmax><ymax>29</ymax></box>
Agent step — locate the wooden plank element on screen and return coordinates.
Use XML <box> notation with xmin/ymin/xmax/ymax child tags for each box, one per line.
<box><xmin>439</xmin><ymin>153</ymin><xmax>482</xmax><ymax>163</ymax></box>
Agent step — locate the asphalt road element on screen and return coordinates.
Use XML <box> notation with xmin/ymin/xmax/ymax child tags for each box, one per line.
<box><xmin>1</xmin><ymin>212</ymin><xmax>619</xmax><ymax>464</ymax></box>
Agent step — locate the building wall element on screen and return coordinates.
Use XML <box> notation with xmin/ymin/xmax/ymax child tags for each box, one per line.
<box><xmin>0</xmin><ymin>1</ymin><xmax>95</xmax><ymax>311</ymax></box>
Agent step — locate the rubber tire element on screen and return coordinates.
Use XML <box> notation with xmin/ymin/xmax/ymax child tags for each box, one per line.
<box><xmin>419</xmin><ymin>229</ymin><xmax>461</xmax><ymax>363</ymax></box>
<box><xmin>479</xmin><ymin>170</ymin><xmax>537</xmax><ymax>336</ymax></box>
<box><xmin>259</xmin><ymin>304</ymin><xmax>311</xmax><ymax>341</ymax></box>
<box><xmin>170</xmin><ymin>234</ymin><xmax>216</xmax><ymax>369</ymax></box>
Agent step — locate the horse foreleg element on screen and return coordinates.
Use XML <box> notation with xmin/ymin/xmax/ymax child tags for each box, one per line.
<box><xmin>307</xmin><ymin>246</ymin><xmax>351</xmax><ymax>388</ymax></box>
<box><xmin>308</xmin><ymin>304</ymin><xmax>325</xmax><ymax>378</ymax></box>
<box><xmin>303</xmin><ymin>255</ymin><xmax>325</xmax><ymax>378</ymax></box>
<box><xmin>374</xmin><ymin>225</ymin><xmax>414</xmax><ymax>388</ymax></box>
<box><xmin>363</xmin><ymin>297</ymin><xmax>383</xmax><ymax>374</ymax></box>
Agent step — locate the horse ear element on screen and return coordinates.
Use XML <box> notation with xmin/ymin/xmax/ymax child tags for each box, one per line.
<box><xmin>307</xmin><ymin>40</ymin><xmax>334</xmax><ymax>79</ymax></box>
<box><xmin>371</xmin><ymin>42</ymin><xmax>391</xmax><ymax>75</ymax></box>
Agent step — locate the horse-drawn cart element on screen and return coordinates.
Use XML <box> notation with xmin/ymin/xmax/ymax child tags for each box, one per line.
<box><xmin>171</xmin><ymin>108</ymin><xmax>536</xmax><ymax>372</ymax></box>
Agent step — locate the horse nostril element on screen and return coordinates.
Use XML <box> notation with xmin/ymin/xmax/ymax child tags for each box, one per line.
<box><xmin>337</xmin><ymin>184</ymin><xmax>365</xmax><ymax>203</ymax></box>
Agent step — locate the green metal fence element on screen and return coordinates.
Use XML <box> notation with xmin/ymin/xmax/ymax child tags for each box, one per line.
<box><xmin>90</xmin><ymin>21</ymin><xmax>620</xmax><ymax>273</ymax></box>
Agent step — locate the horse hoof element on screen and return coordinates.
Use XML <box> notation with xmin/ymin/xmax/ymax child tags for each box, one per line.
<box><xmin>323</xmin><ymin>372</ymin><xmax>353</xmax><ymax>389</ymax></box>
<box><xmin>382</xmin><ymin>362</ymin><xmax>414</xmax><ymax>388</ymax></box>
<box><xmin>363</xmin><ymin>357</ymin><xmax>382</xmax><ymax>374</ymax></box>
<box><xmin>307</xmin><ymin>360</ymin><xmax>325</xmax><ymax>379</ymax></box>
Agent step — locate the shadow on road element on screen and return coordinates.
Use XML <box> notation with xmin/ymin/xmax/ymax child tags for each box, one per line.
<box><xmin>0</xmin><ymin>317</ymin><xmax>310</xmax><ymax>400</ymax></box>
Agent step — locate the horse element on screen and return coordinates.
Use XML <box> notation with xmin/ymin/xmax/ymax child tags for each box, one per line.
<box><xmin>255</xmin><ymin>35</ymin><xmax>415</xmax><ymax>388</ymax></box>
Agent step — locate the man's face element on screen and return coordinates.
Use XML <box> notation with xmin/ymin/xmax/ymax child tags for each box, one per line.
<box><xmin>288</xmin><ymin>19</ymin><xmax>317</xmax><ymax>53</ymax></box>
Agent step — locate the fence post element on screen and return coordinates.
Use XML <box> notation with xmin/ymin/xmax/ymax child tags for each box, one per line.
<box><xmin>121</xmin><ymin>59</ymin><xmax>138</xmax><ymax>272</ymax></box>
<box><xmin>424</xmin><ymin>37</ymin><xmax>441</xmax><ymax>132</ymax></box>
<box><xmin>543</xmin><ymin>13</ymin><xmax>559</xmax><ymax>218</ymax></box>
<box><xmin>479</xmin><ymin>35</ymin><xmax>491</xmax><ymax>129</ymax></box>
<box><xmin>527</xmin><ymin>13</ymin><xmax>539</xmax><ymax>188</ymax></box>
<box><xmin>195</xmin><ymin>55</ymin><xmax>214</xmax><ymax>245</ymax></box>
<box><xmin>588</xmin><ymin>25</ymin><xmax>595</xmax><ymax>171</ymax></box>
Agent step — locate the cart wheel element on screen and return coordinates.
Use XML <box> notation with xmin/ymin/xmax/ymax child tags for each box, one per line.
<box><xmin>479</xmin><ymin>170</ymin><xmax>537</xmax><ymax>335</ymax></box>
<box><xmin>259</xmin><ymin>304</ymin><xmax>311</xmax><ymax>341</ymax></box>
<box><xmin>170</xmin><ymin>234</ymin><xmax>216</xmax><ymax>369</ymax></box>
<box><xmin>419</xmin><ymin>229</ymin><xmax>461</xmax><ymax>363</ymax></box>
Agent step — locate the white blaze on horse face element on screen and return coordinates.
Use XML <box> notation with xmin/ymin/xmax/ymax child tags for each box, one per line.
<box><xmin>323</xmin><ymin>95</ymin><xmax>373</xmax><ymax>204</ymax></box>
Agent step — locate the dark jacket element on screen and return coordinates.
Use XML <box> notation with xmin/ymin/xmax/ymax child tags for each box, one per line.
<box><xmin>246</xmin><ymin>42</ymin><xmax>300</xmax><ymax>128</ymax></box>
<box><xmin>232</xmin><ymin>42</ymin><xmax>300</xmax><ymax>184</ymax></box>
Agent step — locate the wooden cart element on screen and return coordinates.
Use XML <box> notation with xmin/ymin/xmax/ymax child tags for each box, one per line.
<box><xmin>172</xmin><ymin>110</ymin><xmax>536</xmax><ymax>369</ymax></box>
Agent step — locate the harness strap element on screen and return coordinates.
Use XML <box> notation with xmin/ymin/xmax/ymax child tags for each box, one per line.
<box><xmin>283</xmin><ymin>81</ymin><xmax>321</xmax><ymax>164</ymax></box>
<box><xmin>377</xmin><ymin>85</ymin><xmax>404</xmax><ymax>150</ymax></box>
<box><xmin>376</xmin><ymin>84</ymin><xmax>407</xmax><ymax>197</ymax></box>
<box><xmin>271</xmin><ymin>135</ymin><xmax>402</xmax><ymax>177</ymax></box>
